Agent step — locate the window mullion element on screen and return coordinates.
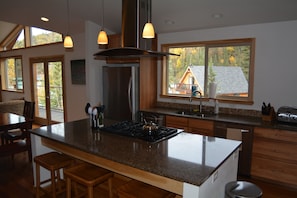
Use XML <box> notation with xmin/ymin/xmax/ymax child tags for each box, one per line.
<box><xmin>205</xmin><ymin>45</ymin><xmax>209</xmax><ymax>97</ymax></box>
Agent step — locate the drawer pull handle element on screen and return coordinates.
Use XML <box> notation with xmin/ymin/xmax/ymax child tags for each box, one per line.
<box><xmin>241</xmin><ymin>129</ymin><xmax>249</xmax><ymax>133</ymax></box>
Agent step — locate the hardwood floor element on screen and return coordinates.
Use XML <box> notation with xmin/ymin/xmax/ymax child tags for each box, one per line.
<box><xmin>1</xmin><ymin>151</ymin><xmax>297</xmax><ymax>197</ymax></box>
<box><xmin>0</xmin><ymin>152</ymin><xmax>35</xmax><ymax>198</ymax></box>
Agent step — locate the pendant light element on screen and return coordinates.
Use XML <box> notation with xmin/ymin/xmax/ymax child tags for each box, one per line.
<box><xmin>97</xmin><ymin>0</ymin><xmax>108</xmax><ymax>44</ymax></box>
<box><xmin>64</xmin><ymin>0</ymin><xmax>73</xmax><ymax>48</ymax></box>
<box><xmin>142</xmin><ymin>0</ymin><xmax>155</xmax><ymax>38</ymax></box>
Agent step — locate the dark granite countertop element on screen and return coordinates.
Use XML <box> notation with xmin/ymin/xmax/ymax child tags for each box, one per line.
<box><xmin>29</xmin><ymin>118</ymin><xmax>241</xmax><ymax>186</ymax></box>
<box><xmin>141</xmin><ymin>108</ymin><xmax>297</xmax><ymax>132</ymax></box>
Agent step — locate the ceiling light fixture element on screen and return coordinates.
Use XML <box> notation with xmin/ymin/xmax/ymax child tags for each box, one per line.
<box><xmin>64</xmin><ymin>0</ymin><xmax>73</xmax><ymax>48</ymax></box>
<box><xmin>97</xmin><ymin>0</ymin><xmax>108</xmax><ymax>45</ymax></box>
<box><xmin>142</xmin><ymin>0</ymin><xmax>155</xmax><ymax>38</ymax></box>
<box><xmin>41</xmin><ymin>17</ymin><xmax>49</xmax><ymax>22</ymax></box>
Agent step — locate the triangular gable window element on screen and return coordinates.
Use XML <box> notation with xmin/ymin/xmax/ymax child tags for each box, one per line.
<box><xmin>12</xmin><ymin>29</ymin><xmax>25</xmax><ymax>49</ymax></box>
<box><xmin>2</xmin><ymin>26</ymin><xmax>63</xmax><ymax>51</ymax></box>
<box><xmin>30</xmin><ymin>27</ymin><xmax>62</xmax><ymax>46</ymax></box>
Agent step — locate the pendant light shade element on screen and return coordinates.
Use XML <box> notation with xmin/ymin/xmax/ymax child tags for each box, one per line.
<box><xmin>142</xmin><ymin>22</ymin><xmax>155</xmax><ymax>38</ymax></box>
<box><xmin>64</xmin><ymin>0</ymin><xmax>73</xmax><ymax>48</ymax></box>
<box><xmin>64</xmin><ymin>35</ymin><xmax>73</xmax><ymax>48</ymax></box>
<box><xmin>98</xmin><ymin>0</ymin><xmax>108</xmax><ymax>45</ymax></box>
<box><xmin>142</xmin><ymin>0</ymin><xmax>155</xmax><ymax>39</ymax></box>
<box><xmin>98</xmin><ymin>30</ymin><xmax>108</xmax><ymax>44</ymax></box>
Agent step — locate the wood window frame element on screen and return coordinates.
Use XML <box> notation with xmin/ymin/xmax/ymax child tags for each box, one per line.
<box><xmin>161</xmin><ymin>38</ymin><xmax>255</xmax><ymax>105</ymax></box>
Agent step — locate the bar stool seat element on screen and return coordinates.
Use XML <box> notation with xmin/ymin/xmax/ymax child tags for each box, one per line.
<box><xmin>225</xmin><ymin>181</ymin><xmax>263</xmax><ymax>198</ymax></box>
<box><xmin>117</xmin><ymin>179</ymin><xmax>176</xmax><ymax>198</ymax></box>
<box><xmin>63</xmin><ymin>163</ymin><xmax>113</xmax><ymax>198</ymax></box>
<box><xmin>34</xmin><ymin>151</ymin><xmax>74</xmax><ymax>198</ymax></box>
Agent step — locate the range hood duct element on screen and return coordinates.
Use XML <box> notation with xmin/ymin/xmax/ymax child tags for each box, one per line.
<box><xmin>94</xmin><ymin>0</ymin><xmax>178</xmax><ymax>58</ymax></box>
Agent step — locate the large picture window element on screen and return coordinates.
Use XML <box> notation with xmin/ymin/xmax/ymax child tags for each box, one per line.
<box><xmin>0</xmin><ymin>56</ymin><xmax>23</xmax><ymax>91</ymax></box>
<box><xmin>161</xmin><ymin>38</ymin><xmax>255</xmax><ymax>103</ymax></box>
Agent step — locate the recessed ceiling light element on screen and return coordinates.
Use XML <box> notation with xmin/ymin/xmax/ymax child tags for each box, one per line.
<box><xmin>41</xmin><ymin>17</ymin><xmax>49</xmax><ymax>22</ymax></box>
<box><xmin>212</xmin><ymin>13</ymin><xmax>223</xmax><ymax>19</ymax></box>
<box><xmin>165</xmin><ymin>20</ymin><xmax>175</xmax><ymax>25</ymax></box>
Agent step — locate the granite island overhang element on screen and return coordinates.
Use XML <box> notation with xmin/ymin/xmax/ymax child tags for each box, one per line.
<box><xmin>29</xmin><ymin>118</ymin><xmax>241</xmax><ymax>197</ymax></box>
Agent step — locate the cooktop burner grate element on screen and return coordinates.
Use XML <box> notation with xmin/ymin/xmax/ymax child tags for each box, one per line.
<box><xmin>101</xmin><ymin>121</ymin><xmax>181</xmax><ymax>143</ymax></box>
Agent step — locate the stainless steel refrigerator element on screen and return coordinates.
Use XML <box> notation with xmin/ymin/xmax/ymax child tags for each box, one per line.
<box><xmin>102</xmin><ymin>65</ymin><xmax>139</xmax><ymax>121</ymax></box>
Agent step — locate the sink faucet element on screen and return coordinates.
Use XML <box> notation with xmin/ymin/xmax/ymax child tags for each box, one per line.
<box><xmin>189</xmin><ymin>90</ymin><xmax>202</xmax><ymax>113</ymax></box>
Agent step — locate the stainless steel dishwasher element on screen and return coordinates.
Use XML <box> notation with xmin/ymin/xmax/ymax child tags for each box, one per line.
<box><xmin>214</xmin><ymin>121</ymin><xmax>254</xmax><ymax>176</ymax></box>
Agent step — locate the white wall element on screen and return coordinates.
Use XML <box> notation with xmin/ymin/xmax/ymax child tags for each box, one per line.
<box><xmin>0</xmin><ymin>33</ymin><xmax>88</xmax><ymax>122</ymax></box>
<box><xmin>158</xmin><ymin>20</ymin><xmax>297</xmax><ymax>111</ymax></box>
<box><xmin>0</xmin><ymin>20</ymin><xmax>116</xmax><ymax>122</ymax></box>
<box><xmin>84</xmin><ymin>20</ymin><xmax>115</xmax><ymax>107</ymax></box>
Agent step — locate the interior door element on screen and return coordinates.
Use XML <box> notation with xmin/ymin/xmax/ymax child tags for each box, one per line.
<box><xmin>30</xmin><ymin>56</ymin><xmax>65</xmax><ymax>125</ymax></box>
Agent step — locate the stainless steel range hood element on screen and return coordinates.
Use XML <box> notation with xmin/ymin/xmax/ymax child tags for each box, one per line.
<box><xmin>94</xmin><ymin>0</ymin><xmax>178</xmax><ymax>58</ymax></box>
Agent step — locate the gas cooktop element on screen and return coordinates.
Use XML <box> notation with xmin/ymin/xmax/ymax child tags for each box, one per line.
<box><xmin>101</xmin><ymin>121</ymin><xmax>181</xmax><ymax>143</ymax></box>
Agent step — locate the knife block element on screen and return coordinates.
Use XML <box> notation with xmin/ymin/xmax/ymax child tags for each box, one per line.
<box><xmin>262</xmin><ymin>107</ymin><xmax>276</xmax><ymax>122</ymax></box>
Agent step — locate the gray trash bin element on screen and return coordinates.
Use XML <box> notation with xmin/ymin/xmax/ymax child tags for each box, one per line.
<box><xmin>225</xmin><ymin>181</ymin><xmax>262</xmax><ymax>198</ymax></box>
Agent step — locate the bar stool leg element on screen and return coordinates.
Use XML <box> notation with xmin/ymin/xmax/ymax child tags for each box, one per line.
<box><xmin>87</xmin><ymin>186</ymin><xmax>93</xmax><ymax>198</ymax></box>
<box><xmin>56</xmin><ymin>169</ymin><xmax>62</xmax><ymax>193</ymax></box>
<box><xmin>35</xmin><ymin>164</ymin><xmax>40</xmax><ymax>198</ymax></box>
<box><xmin>50</xmin><ymin>170</ymin><xmax>56</xmax><ymax>198</ymax></box>
<box><xmin>66</xmin><ymin>177</ymin><xmax>71</xmax><ymax>198</ymax></box>
<box><xmin>108</xmin><ymin>178</ymin><xmax>113</xmax><ymax>198</ymax></box>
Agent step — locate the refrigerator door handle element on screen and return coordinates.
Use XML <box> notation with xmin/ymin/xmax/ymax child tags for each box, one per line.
<box><xmin>128</xmin><ymin>76</ymin><xmax>132</xmax><ymax>112</ymax></box>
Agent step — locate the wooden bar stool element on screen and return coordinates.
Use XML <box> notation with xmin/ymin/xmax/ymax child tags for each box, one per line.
<box><xmin>34</xmin><ymin>152</ymin><xmax>74</xmax><ymax>198</ymax></box>
<box><xmin>117</xmin><ymin>179</ymin><xmax>176</xmax><ymax>198</ymax></box>
<box><xmin>63</xmin><ymin>163</ymin><xmax>113</xmax><ymax>198</ymax></box>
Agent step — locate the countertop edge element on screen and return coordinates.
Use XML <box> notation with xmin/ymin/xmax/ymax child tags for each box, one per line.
<box><xmin>141</xmin><ymin>108</ymin><xmax>297</xmax><ymax>132</ymax></box>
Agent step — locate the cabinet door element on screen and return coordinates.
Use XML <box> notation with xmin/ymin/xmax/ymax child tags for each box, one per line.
<box><xmin>188</xmin><ymin>118</ymin><xmax>214</xmax><ymax>136</ymax></box>
<box><xmin>251</xmin><ymin>127</ymin><xmax>297</xmax><ymax>187</ymax></box>
<box><xmin>165</xmin><ymin>115</ymin><xmax>188</xmax><ymax>131</ymax></box>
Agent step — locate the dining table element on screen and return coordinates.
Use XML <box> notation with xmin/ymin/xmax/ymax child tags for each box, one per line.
<box><xmin>0</xmin><ymin>112</ymin><xmax>32</xmax><ymax>144</ymax></box>
<box><xmin>0</xmin><ymin>112</ymin><xmax>30</xmax><ymax>131</ymax></box>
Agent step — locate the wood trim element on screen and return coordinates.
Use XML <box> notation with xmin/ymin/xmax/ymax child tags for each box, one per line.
<box><xmin>0</xmin><ymin>25</ymin><xmax>24</xmax><ymax>50</ymax></box>
<box><xmin>139</xmin><ymin>57</ymin><xmax>157</xmax><ymax>109</ymax></box>
<box><xmin>41</xmin><ymin>138</ymin><xmax>183</xmax><ymax>195</ymax></box>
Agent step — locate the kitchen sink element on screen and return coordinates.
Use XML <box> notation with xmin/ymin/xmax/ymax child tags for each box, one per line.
<box><xmin>175</xmin><ymin>110</ymin><xmax>215</xmax><ymax>118</ymax></box>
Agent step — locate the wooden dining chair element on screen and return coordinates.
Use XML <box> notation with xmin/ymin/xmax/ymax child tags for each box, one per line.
<box><xmin>0</xmin><ymin>101</ymin><xmax>35</xmax><ymax>162</ymax></box>
<box><xmin>1</xmin><ymin>100</ymin><xmax>35</xmax><ymax>144</ymax></box>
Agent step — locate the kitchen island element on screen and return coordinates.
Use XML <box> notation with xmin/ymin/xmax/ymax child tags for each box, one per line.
<box><xmin>29</xmin><ymin>119</ymin><xmax>241</xmax><ymax>198</ymax></box>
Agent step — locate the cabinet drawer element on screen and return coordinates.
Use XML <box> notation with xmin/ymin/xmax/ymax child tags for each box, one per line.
<box><xmin>188</xmin><ymin>118</ymin><xmax>214</xmax><ymax>136</ymax></box>
<box><xmin>189</xmin><ymin>128</ymin><xmax>213</xmax><ymax>136</ymax></box>
<box><xmin>253</xmin><ymin>138</ymin><xmax>297</xmax><ymax>164</ymax></box>
<box><xmin>188</xmin><ymin>118</ymin><xmax>213</xmax><ymax>130</ymax></box>
<box><xmin>254</xmin><ymin>127</ymin><xmax>297</xmax><ymax>143</ymax></box>
<box><xmin>251</xmin><ymin>157</ymin><xmax>297</xmax><ymax>186</ymax></box>
<box><xmin>165</xmin><ymin>115</ymin><xmax>188</xmax><ymax>130</ymax></box>
<box><xmin>166</xmin><ymin>115</ymin><xmax>188</xmax><ymax>126</ymax></box>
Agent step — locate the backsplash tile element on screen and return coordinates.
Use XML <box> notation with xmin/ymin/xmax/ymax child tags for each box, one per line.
<box><xmin>156</xmin><ymin>102</ymin><xmax>262</xmax><ymax>117</ymax></box>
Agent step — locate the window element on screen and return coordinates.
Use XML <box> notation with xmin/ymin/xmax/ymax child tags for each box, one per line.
<box><xmin>1</xmin><ymin>26</ymin><xmax>63</xmax><ymax>51</ymax></box>
<box><xmin>161</xmin><ymin>38</ymin><xmax>255</xmax><ymax>103</ymax></box>
<box><xmin>30</xmin><ymin>27</ymin><xmax>63</xmax><ymax>46</ymax></box>
<box><xmin>0</xmin><ymin>56</ymin><xmax>23</xmax><ymax>91</ymax></box>
<box><xmin>12</xmin><ymin>29</ymin><xmax>25</xmax><ymax>49</ymax></box>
